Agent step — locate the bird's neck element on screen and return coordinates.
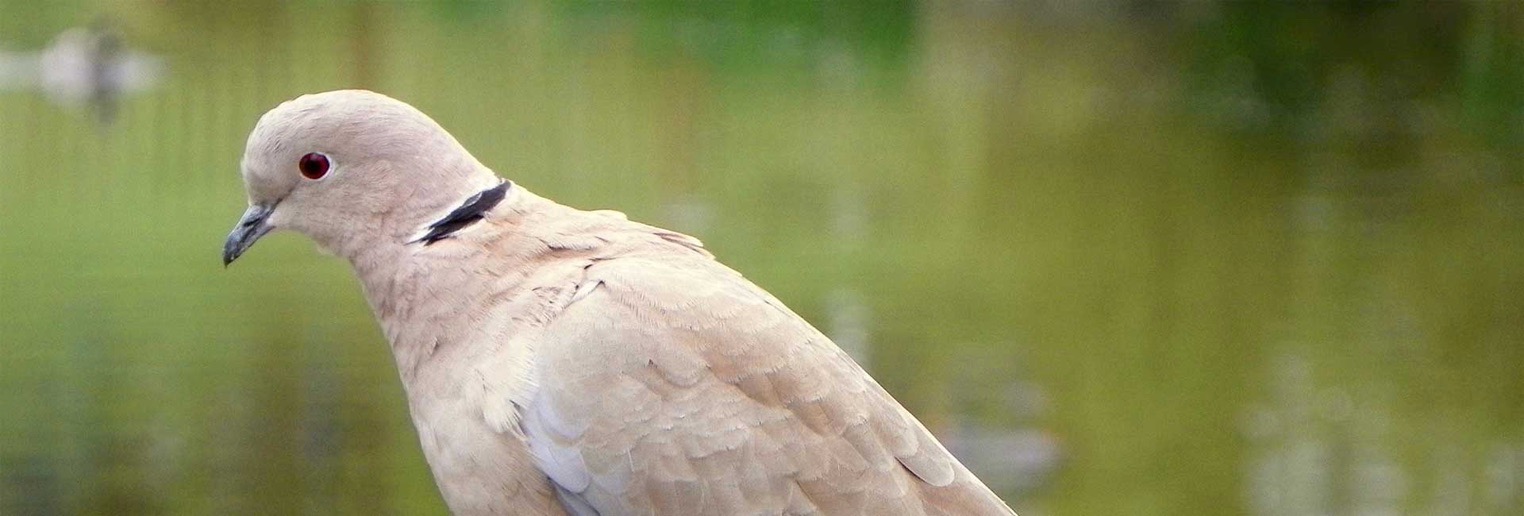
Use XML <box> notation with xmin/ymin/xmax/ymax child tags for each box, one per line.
<box><xmin>332</xmin><ymin>184</ymin><xmax>571</xmax><ymax>515</ymax></box>
<box><xmin>341</xmin><ymin>184</ymin><xmax>566</xmax><ymax>381</ymax></box>
<box><xmin>322</xmin><ymin>162</ymin><xmax>503</xmax><ymax>264</ymax></box>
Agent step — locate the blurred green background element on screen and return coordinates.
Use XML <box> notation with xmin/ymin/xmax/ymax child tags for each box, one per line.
<box><xmin>1</xmin><ymin>1</ymin><xmax>1522</xmax><ymax>515</ymax></box>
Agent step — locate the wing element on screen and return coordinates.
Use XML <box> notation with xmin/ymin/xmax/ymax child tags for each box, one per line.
<box><xmin>520</xmin><ymin>255</ymin><xmax>1016</xmax><ymax>516</ymax></box>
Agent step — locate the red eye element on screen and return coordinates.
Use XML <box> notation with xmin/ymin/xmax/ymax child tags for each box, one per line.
<box><xmin>299</xmin><ymin>152</ymin><xmax>330</xmax><ymax>180</ymax></box>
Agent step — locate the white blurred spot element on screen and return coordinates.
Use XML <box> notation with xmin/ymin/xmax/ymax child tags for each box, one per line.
<box><xmin>0</xmin><ymin>23</ymin><xmax>165</xmax><ymax>125</ymax></box>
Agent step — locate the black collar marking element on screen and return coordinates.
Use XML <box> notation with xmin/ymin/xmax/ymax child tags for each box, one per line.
<box><xmin>413</xmin><ymin>181</ymin><xmax>511</xmax><ymax>245</ymax></box>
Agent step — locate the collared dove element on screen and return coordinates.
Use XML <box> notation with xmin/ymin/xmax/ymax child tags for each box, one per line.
<box><xmin>223</xmin><ymin>90</ymin><xmax>1017</xmax><ymax>516</ymax></box>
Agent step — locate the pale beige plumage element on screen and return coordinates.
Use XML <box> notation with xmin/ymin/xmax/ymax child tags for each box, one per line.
<box><xmin>224</xmin><ymin>90</ymin><xmax>1016</xmax><ymax>516</ymax></box>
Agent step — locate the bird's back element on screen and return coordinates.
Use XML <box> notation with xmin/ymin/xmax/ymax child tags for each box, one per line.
<box><xmin>496</xmin><ymin>197</ymin><xmax>1016</xmax><ymax>515</ymax></box>
<box><xmin>379</xmin><ymin>187</ymin><xmax>1015</xmax><ymax>515</ymax></box>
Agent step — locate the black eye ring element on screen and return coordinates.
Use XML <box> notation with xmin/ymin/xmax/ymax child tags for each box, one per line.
<box><xmin>299</xmin><ymin>152</ymin><xmax>331</xmax><ymax>180</ymax></box>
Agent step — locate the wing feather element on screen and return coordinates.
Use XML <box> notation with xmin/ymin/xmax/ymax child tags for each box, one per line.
<box><xmin>521</xmin><ymin>254</ymin><xmax>1015</xmax><ymax>515</ymax></box>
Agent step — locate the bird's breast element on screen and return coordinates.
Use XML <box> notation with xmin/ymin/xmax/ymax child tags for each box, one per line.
<box><xmin>407</xmin><ymin>388</ymin><xmax>566</xmax><ymax>515</ymax></box>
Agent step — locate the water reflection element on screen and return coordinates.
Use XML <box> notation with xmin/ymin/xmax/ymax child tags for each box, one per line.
<box><xmin>1248</xmin><ymin>352</ymin><xmax>1524</xmax><ymax>516</ymax></box>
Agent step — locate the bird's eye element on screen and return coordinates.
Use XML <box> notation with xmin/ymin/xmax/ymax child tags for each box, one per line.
<box><xmin>299</xmin><ymin>152</ymin><xmax>331</xmax><ymax>180</ymax></box>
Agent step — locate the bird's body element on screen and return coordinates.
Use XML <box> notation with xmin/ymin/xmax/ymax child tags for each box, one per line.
<box><xmin>224</xmin><ymin>90</ymin><xmax>1016</xmax><ymax>516</ymax></box>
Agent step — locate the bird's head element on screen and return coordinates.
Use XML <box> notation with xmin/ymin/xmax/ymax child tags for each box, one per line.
<box><xmin>223</xmin><ymin>90</ymin><xmax>498</xmax><ymax>265</ymax></box>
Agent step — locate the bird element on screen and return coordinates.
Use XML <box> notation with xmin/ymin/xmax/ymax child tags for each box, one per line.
<box><xmin>0</xmin><ymin>20</ymin><xmax>165</xmax><ymax>127</ymax></box>
<box><xmin>223</xmin><ymin>90</ymin><xmax>1017</xmax><ymax>516</ymax></box>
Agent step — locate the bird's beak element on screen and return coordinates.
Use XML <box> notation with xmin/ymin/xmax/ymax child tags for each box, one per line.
<box><xmin>223</xmin><ymin>204</ymin><xmax>274</xmax><ymax>266</ymax></box>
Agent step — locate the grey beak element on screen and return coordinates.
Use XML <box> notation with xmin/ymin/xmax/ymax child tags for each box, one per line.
<box><xmin>223</xmin><ymin>204</ymin><xmax>274</xmax><ymax>266</ymax></box>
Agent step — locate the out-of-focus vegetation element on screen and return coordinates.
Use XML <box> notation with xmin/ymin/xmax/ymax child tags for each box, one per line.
<box><xmin>0</xmin><ymin>2</ymin><xmax>1520</xmax><ymax>515</ymax></box>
